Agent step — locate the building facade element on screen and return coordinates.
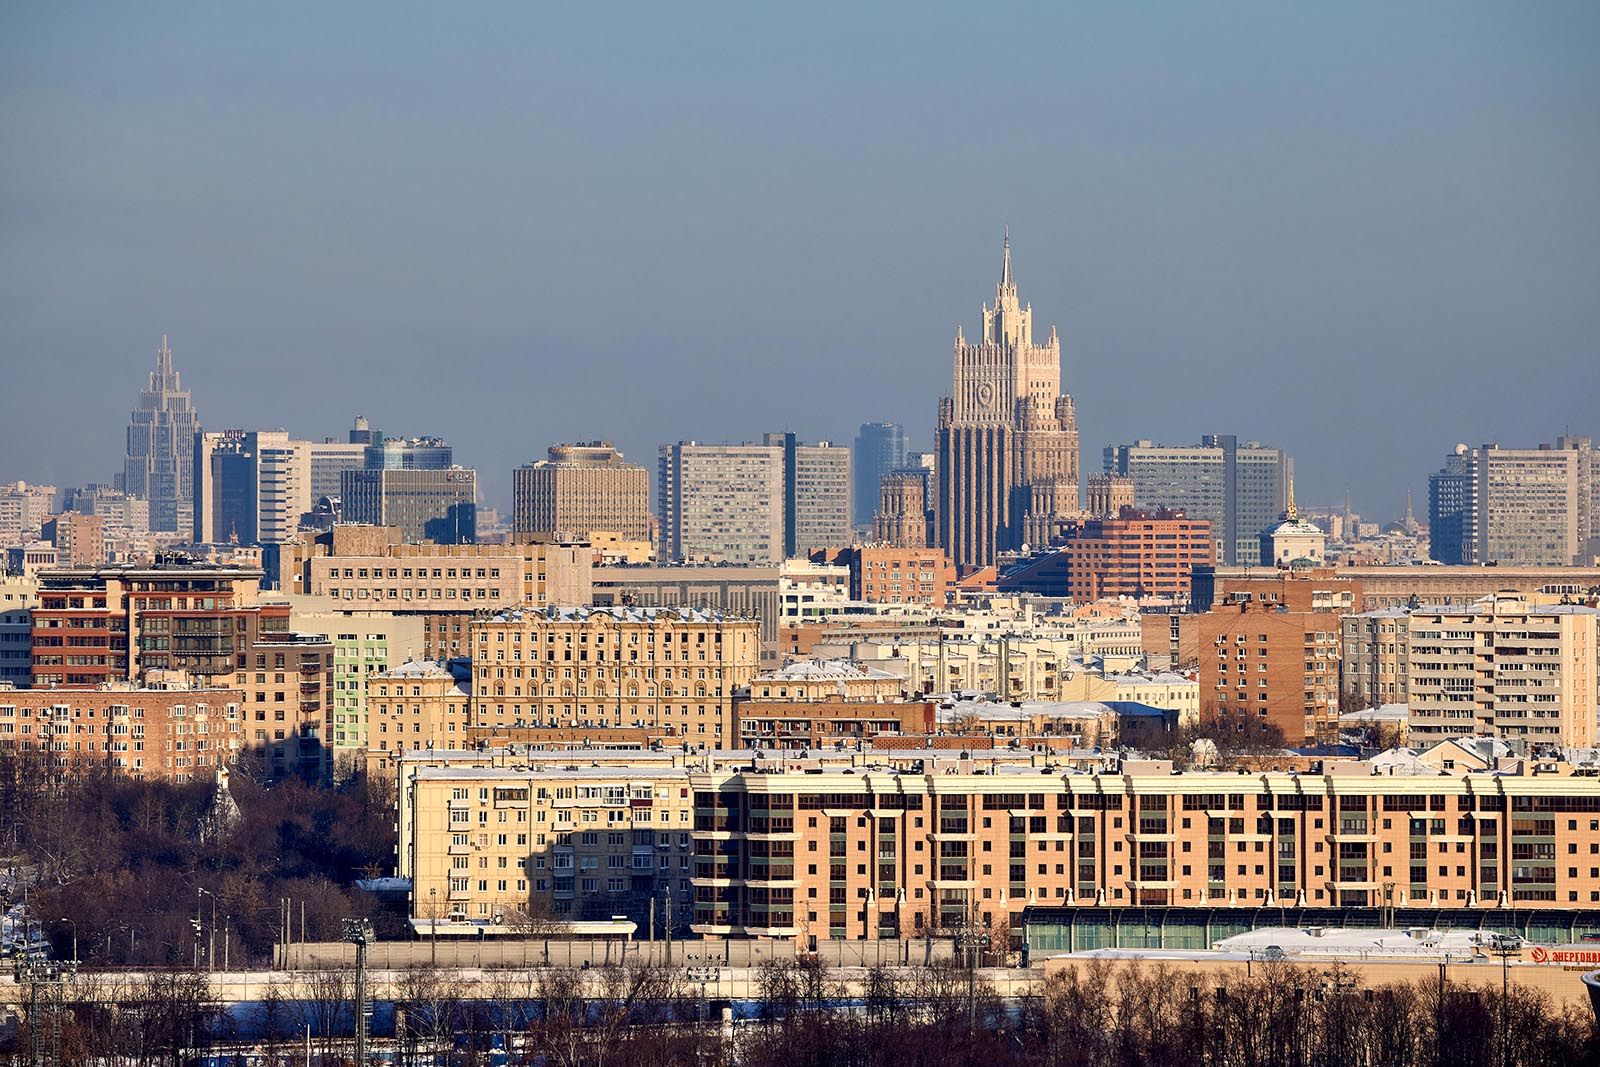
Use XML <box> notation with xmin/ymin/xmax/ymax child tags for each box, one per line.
<box><xmin>1341</xmin><ymin>596</ymin><xmax>1598</xmax><ymax>748</ymax></box>
<box><xmin>791</xmin><ymin>439</ymin><xmax>852</xmax><ymax>555</ymax></box>
<box><xmin>121</xmin><ymin>336</ymin><xmax>200</xmax><ymax>534</ymax></box>
<box><xmin>1104</xmin><ymin>436</ymin><xmax>1290</xmax><ymax>566</ymax></box>
<box><xmin>657</xmin><ymin>442</ymin><xmax>784</xmax><ymax>563</ymax></box>
<box><xmin>194</xmin><ymin>430</ymin><xmax>314</xmax><ymax>545</ymax></box>
<box><xmin>26</xmin><ymin>559</ymin><xmax>334</xmax><ymax>779</ymax></box>
<box><xmin>0</xmin><ymin>575</ymin><xmax>38</xmax><ymax>689</ymax></box>
<box><xmin>512</xmin><ymin>442</ymin><xmax>651</xmax><ymax>543</ymax></box>
<box><xmin>1428</xmin><ymin>440</ymin><xmax>1594</xmax><ymax>566</ymax></box>
<box><xmin>286</xmin><ymin>603</ymin><xmax>428</xmax><ymax>760</ymax></box>
<box><xmin>872</xmin><ymin>469</ymin><xmax>930</xmax><ymax>548</ymax></box>
<box><xmin>341</xmin><ymin>467</ymin><xmax>478</xmax><ymax>544</ymax></box>
<box><xmin>999</xmin><ymin>509</ymin><xmax>1214</xmax><ymax>604</ymax></box>
<box><xmin>41</xmin><ymin>513</ymin><xmax>104</xmax><ymax>567</ymax></box>
<box><xmin>1197</xmin><ymin>600</ymin><xmax>1344</xmax><ymax>744</ymax></box>
<box><xmin>288</xmin><ymin>530</ymin><xmax>592</xmax><ymax>659</ymax></box>
<box><xmin>469</xmin><ymin>606</ymin><xmax>762</xmax><ymax>743</ymax></box>
<box><xmin>0</xmin><ymin>682</ymin><xmax>246</xmax><ymax>782</ymax></box>
<box><xmin>852</xmin><ymin>422</ymin><xmax>907</xmax><ymax>527</ymax></box>
<box><xmin>936</xmin><ymin>235</ymin><xmax>1081</xmax><ymax>570</ymax></box>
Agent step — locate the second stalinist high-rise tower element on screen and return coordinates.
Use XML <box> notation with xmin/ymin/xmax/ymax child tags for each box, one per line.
<box><xmin>935</xmin><ymin>233</ymin><xmax>1080</xmax><ymax>569</ymax></box>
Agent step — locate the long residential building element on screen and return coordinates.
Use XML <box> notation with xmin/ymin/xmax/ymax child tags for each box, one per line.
<box><xmin>397</xmin><ymin>748</ymin><xmax>1600</xmax><ymax>946</ymax></box>
<box><xmin>469</xmin><ymin>606</ymin><xmax>762</xmax><ymax>744</ymax></box>
<box><xmin>0</xmin><ymin>680</ymin><xmax>245</xmax><ymax>782</ymax></box>
<box><xmin>1341</xmin><ymin>595</ymin><xmax>1598</xmax><ymax>749</ymax></box>
<box><xmin>1191</xmin><ymin>563</ymin><xmax>1600</xmax><ymax>614</ymax></box>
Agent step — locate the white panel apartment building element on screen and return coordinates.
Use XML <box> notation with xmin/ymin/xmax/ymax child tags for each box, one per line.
<box><xmin>657</xmin><ymin>443</ymin><xmax>785</xmax><ymax>563</ymax></box>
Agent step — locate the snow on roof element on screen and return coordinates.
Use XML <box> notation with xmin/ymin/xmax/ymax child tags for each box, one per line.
<box><xmin>486</xmin><ymin>604</ymin><xmax>737</xmax><ymax>624</ymax></box>
<box><xmin>760</xmin><ymin>658</ymin><xmax>899</xmax><ymax>682</ymax></box>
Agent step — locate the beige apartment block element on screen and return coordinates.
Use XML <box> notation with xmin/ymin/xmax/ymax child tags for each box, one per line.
<box><xmin>1344</xmin><ymin>595</ymin><xmax>1599</xmax><ymax>749</ymax></box>
<box><xmin>395</xmin><ymin>749</ymin><xmax>1600</xmax><ymax>944</ymax></box>
<box><xmin>365</xmin><ymin>659</ymin><xmax>472</xmax><ymax>777</ymax></box>
<box><xmin>400</xmin><ymin>762</ymin><xmax>699</xmax><ymax>930</ymax></box>
<box><xmin>512</xmin><ymin>442</ymin><xmax>650</xmax><ymax>543</ymax></box>
<box><xmin>469</xmin><ymin>606</ymin><xmax>761</xmax><ymax>743</ymax></box>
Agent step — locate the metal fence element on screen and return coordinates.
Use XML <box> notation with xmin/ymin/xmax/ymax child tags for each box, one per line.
<box><xmin>280</xmin><ymin>936</ymin><xmax>958</xmax><ymax>971</ymax></box>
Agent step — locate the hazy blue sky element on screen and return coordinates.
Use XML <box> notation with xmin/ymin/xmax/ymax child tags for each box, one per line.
<box><xmin>2</xmin><ymin>3</ymin><xmax>1596</xmax><ymax>521</ymax></box>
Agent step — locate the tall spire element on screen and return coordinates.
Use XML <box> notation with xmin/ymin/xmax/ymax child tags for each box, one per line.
<box><xmin>1000</xmin><ymin>226</ymin><xmax>1013</xmax><ymax>290</ymax></box>
<box><xmin>156</xmin><ymin>334</ymin><xmax>173</xmax><ymax>383</ymax></box>
<box><xmin>1285</xmin><ymin>475</ymin><xmax>1298</xmax><ymax>522</ymax></box>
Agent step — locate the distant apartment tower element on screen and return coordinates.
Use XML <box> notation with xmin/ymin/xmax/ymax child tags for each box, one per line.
<box><xmin>0</xmin><ymin>482</ymin><xmax>56</xmax><ymax>546</ymax></box>
<box><xmin>194</xmin><ymin>430</ymin><xmax>313</xmax><ymax>545</ymax></box>
<box><xmin>657</xmin><ymin>442</ymin><xmax>784</xmax><ymax>563</ymax></box>
<box><xmin>872</xmin><ymin>469</ymin><xmax>930</xmax><ymax>548</ymax></box>
<box><xmin>63</xmin><ymin>485</ymin><xmax>149</xmax><ymax>537</ymax></box>
<box><xmin>120</xmin><ymin>335</ymin><xmax>200</xmax><ymax>534</ymax></box>
<box><xmin>1429</xmin><ymin>439</ymin><xmax>1592</xmax><ymax>565</ymax></box>
<box><xmin>852</xmin><ymin>422</ymin><xmax>906</xmax><ymax>525</ymax></box>
<box><xmin>41</xmin><ymin>513</ymin><xmax>104</xmax><ymax>567</ymax></box>
<box><xmin>936</xmin><ymin>235</ymin><xmax>1081</xmax><ymax>569</ymax></box>
<box><xmin>0</xmin><ymin>574</ymin><xmax>36</xmax><ymax>688</ymax></box>
<box><xmin>306</xmin><ymin>418</ymin><xmax>374</xmax><ymax>503</ymax></box>
<box><xmin>1104</xmin><ymin>435</ymin><xmax>1290</xmax><ymax>566</ymax></box>
<box><xmin>1427</xmin><ymin>446</ymin><xmax>1475</xmax><ymax>565</ymax></box>
<box><xmin>764</xmin><ymin>433</ymin><xmax>851</xmax><ymax>554</ymax></box>
<box><xmin>512</xmin><ymin>442</ymin><xmax>650</xmax><ymax>542</ymax></box>
<box><xmin>341</xmin><ymin>468</ymin><xmax>477</xmax><ymax>544</ymax></box>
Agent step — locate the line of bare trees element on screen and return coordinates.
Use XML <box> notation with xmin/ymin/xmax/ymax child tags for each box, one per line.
<box><xmin>3</xmin><ymin>956</ymin><xmax>1596</xmax><ymax>1067</ymax></box>
<box><xmin>0</xmin><ymin>748</ymin><xmax>400</xmax><ymax>967</ymax></box>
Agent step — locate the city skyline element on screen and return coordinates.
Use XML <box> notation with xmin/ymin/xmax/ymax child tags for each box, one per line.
<box><xmin>3</xmin><ymin>5</ymin><xmax>1596</xmax><ymax>519</ymax></box>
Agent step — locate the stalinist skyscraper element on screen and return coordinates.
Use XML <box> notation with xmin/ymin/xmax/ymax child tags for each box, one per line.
<box><xmin>121</xmin><ymin>335</ymin><xmax>201</xmax><ymax>534</ymax></box>
<box><xmin>935</xmin><ymin>234</ymin><xmax>1080</xmax><ymax>569</ymax></box>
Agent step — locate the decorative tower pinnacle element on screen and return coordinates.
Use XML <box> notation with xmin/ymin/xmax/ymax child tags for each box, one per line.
<box><xmin>1000</xmin><ymin>226</ymin><xmax>1013</xmax><ymax>291</ymax></box>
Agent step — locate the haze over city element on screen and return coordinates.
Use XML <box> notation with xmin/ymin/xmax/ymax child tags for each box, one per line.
<box><xmin>3</xmin><ymin>3</ymin><xmax>1597</xmax><ymax>517</ymax></box>
<box><xmin>8</xmin><ymin>8</ymin><xmax>1600</xmax><ymax>1066</ymax></box>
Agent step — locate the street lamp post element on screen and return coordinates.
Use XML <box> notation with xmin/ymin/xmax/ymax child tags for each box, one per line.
<box><xmin>952</xmin><ymin>917</ymin><xmax>991</xmax><ymax>1034</ymax></box>
<box><xmin>342</xmin><ymin>918</ymin><xmax>376</xmax><ymax>1067</ymax></box>
<box><xmin>685</xmin><ymin>951</ymin><xmax>722</xmax><ymax>1067</ymax></box>
<box><xmin>429</xmin><ymin>887</ymin><xmax>438</xmax><ymax>966</ymax></box>
<box><xmin>1486</xmin><ymin>933</ymin><xmax>1522</xmax><ymax>1067</ymax></box>
<box><xmin>198</xmin><ymin>888</ymin><xmax>217</xmax><ymax>971</ymax></box>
